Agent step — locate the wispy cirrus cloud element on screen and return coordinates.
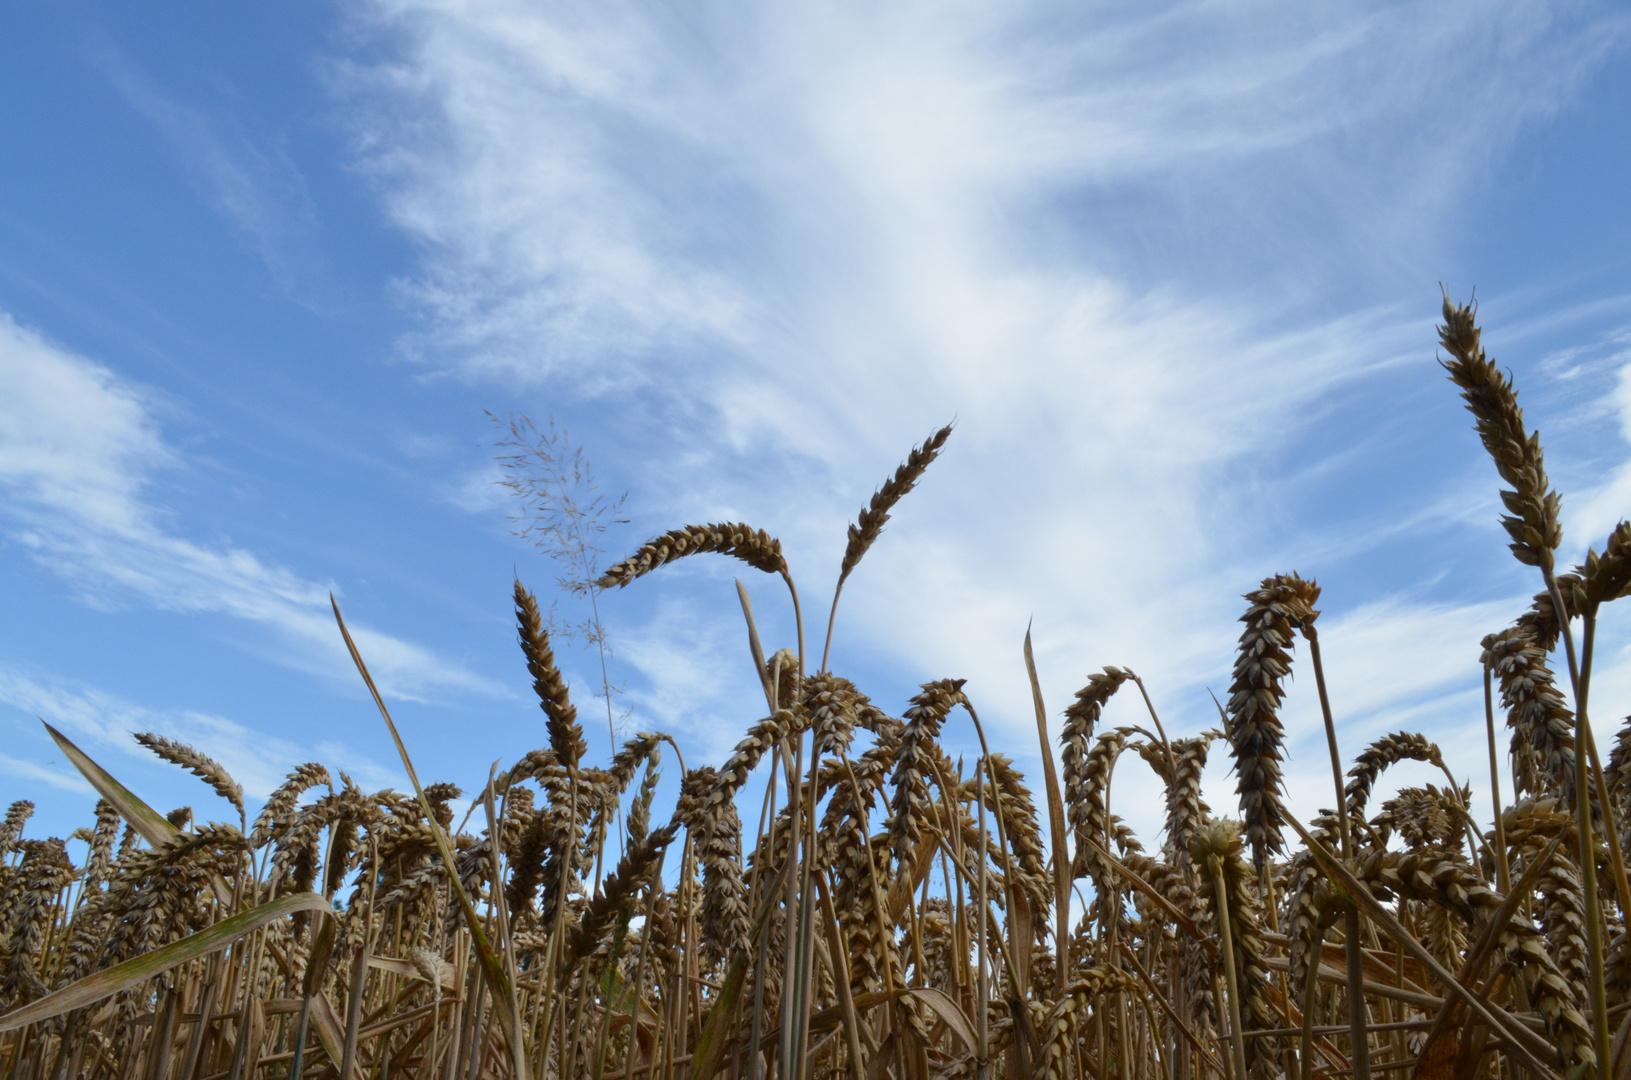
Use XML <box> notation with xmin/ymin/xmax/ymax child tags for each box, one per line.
<box><xmin>0</xmin><ymin>312</ymin><xmax>500</xmax><ymax>703</ymax></box>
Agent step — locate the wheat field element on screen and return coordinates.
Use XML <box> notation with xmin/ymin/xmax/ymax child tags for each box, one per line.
<box><xmin>1</xmin><ymin>296</ymin><xmax>1627</xmax><ymax>1079</ymax></box>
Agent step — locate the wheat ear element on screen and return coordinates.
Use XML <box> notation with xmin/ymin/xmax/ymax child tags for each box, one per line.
<box><xmin>133</xmin><ymin>733</ymin><xmax>245</xmax><ymax>826</ymax></box>
<box><xmin>1439</xmin><ymin>293</ymin><xmax>1562</xmax><ymax>571</ymax></box>
<box><xmin>515</xmin><ymin>579</ymin><xmax>585</xmax><ymax>771</ymax></box>
<box><xmin>1343</xmin><ymin>731</ymin><xmax>1442</xmax><ymax>820</ymax></box>
<box><xmin>250</xmin><ymin>763</ymin><xmax>330</xmax><ymax>848</ymax></box>
<box><xmin>598</xmin><ymin>522</ymin><xmax>787</xmax><ymax>587</ymax></box>
<box><xmin>821</xmin><ymin>422</ymin><xmax>953</xmax><ymax>669</ymax></box>
<box><xmin>1061</xmin><ymin>667</ymin><xmax>1130</xmax><ymax>876</ymax></box>
<box><xmin>1225</xmin><ymin>573</ymin><xmax>1318</xmax><ymax>871</ymax></box>
<box><xmin>0</xmin><ymin>801</ymin><xmax>33</xmax><ymax>857</ymax></box>
<box><xmin>568</xmin><ymin>821</ymin><xmax>679</xmax><ymax>963</ymax></box>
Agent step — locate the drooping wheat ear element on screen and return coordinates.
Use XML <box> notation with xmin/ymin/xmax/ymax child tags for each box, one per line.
<box><xmin>804</xmin><ymin>672</ymin><xmax>861</xmax><ymax>756</ymax></box>
<box><xmin>100</xmin><ymin>825</ymin><xmax>249</xmax><ymax>966</ymax></box>
<box><xmin>510</xmin><ymin>752</ymin><xmax>598</xmax><ymax>925</ymax></box>
<box><xmin>1061</xmin><ymin>667</ymin><xmax>1130</xmax><ymax>869</ymax></box>
<box><xmin>323</xmin><ymin>779</ymin><xmax>383</xmax><ymax>893</ymax></box>
<box><xmin>837</xmin><ymin>422</ymin><xmax>954</xmax><ymax>589</ymax></box>
<box><xmin>1501</xmin><ymin>795</ymin><xmax>1573</xmax><ymax>849</ymax></box>
<box><xmin>597</xmin><ymin>522</ymin><xmax>788</xmax><ymax>588</ymax></box>
<box><xmin>1362</xmin><ymin>839</ymin><xmax>1592</xmax><ymax>1069</ymax></box>
<box><xmin>1417</xmin><ymin>886</ymin><xmax>1470</xmax><ymax>976</ymax></box>
<box><xmin>1535</xmin><ymin>847</ymin><xmax>1592</xmax><ymax>1054</ymax></box>
<box><xmin>0</xmin><ymin>838</ymin><xmax>75</xmax><ymax>1005</ymax></box>
<box><xmin>627</xmin><ymin>754</ymin><xmax>660</xmax><ymax>845</ymax></box>
<box><xmin>515</xmin><ymin>579</ymin><xmax>585</xmax><ymax>770</ymax></box>
<box><xmin>1484</xmin><ymin>625</ymin><xmax>1577</xmax><ymax>805</ymax></box>
<box><xmin>1509</xmin><ymin>926</ymin><xmax>1599</xmax><ymax>1069</ymax></box>
<box><xmin>250</xmin><ymin>763</ymin><xmax>331</xmax><ymax>848</ymax></box>
<box><xmin>1343</xmin><ymin>731</ymin><xmax>1442</xmax><ymax>820</ymax></box>
<box><xmin>1373</xmin><ymin>786</ymin><xmax>1460</xmax><ymax>850</ymax></box>
<box><xmin>1283</xmin><ymin>844</ymin><xmax>1337</xmax><ymax>1016</ymax></box>
<box><xmin>377</xmin><ymin>859</ymin><xmax>445</xmax><ymax>917</ymax></box>
<box><xmin>267</xmin><ymin>781</ymin><xmax>378</xmax><ymax>898</ymax></box>
<box><xmin>568</xmin><ymin>820</ymin><xmax>679</xmax><ymax>963</ymax></box>
<box><xmin>911</xmin><ymin>896</ymin><xmax>956</xmax><ymax>989</ymax></box>
<box><xmin>1608</xmin><ymin>716</ymin><xmax>1631</xmax><ymax>817</ymax></box>
<box><xmin>1520</xmin><ymin>573</ymin><xmax>1583</xmax><ymax>656</ymax></box>
<box><xmin>1438</xmin><ymin>294</ymin><xmax>1562</xmax><ymax>571</ymax></box>
<box><xmin>422</xmin><ymin>781</ymin><xmax>462</xmax><ymax>829</ymax></box>
<box><xmin>1227</xmin><ymin>572</ymin><xmax>1319</xmax><ymax>871</ymax></box>
<box><xmin>503</xmin><ymin>802</ymin><xmax>549</xmax><ymax>921</ymax></box>
<box><xmin>134</xmin><ymin>732</ymin><xmax>245</xmax><ymax>822</ymax></box>
<box><xmin>858</xmin><ymin>699</ymin><xmax>906</xmax><ymax>743</ymax></box>
<box><xmin>890</xmin><ymin>678</ymin><xmax>967</xmax><ymax>870</ymax></box>
<box><xmin>713</xmin><ymin>710</ymin><xmax>797</xmax><ymax>803</ymax></box>
<box><xmin>606</xmin><ymin>731</ymin><xmax>664</xmax><ymax>796</ymax></box>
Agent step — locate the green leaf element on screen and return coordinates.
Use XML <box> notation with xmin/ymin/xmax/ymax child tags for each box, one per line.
<box><xmin>43</xmin><ymin>722</ymin><xmax>177</xmax><ymax>848</ymax></box>
<box><xmin>0</xmin><ymin>892</ymin><xmax>329</xmax><ymax>1032</ymax></box>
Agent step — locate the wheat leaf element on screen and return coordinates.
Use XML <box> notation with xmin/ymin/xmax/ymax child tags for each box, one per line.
<box><xmin>0</xmin><ymin>892</ymin><xmax>327</xmax><ymax>1032</ymax></box>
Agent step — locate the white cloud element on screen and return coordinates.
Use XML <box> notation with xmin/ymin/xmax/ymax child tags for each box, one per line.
<box><xmin>0</xmin><ymin>754</ymin><xmax>96</xmax><ymax>798</ymax></box>
<box><xmin>614</xmin><ymin>592</ymin><xmax>756</xmax><ymax>762</ymax></box>
<box><xmin>0</xmin><ymin>667</ymin><xmax>402</xmax><ymax>807</ymax></box>
<box><xmin>1569</xmin><ymin>339</ymin><xmax>1631</xmax><ymax>549</ymax></box>
<box><xmin>0</xmin><ymin>314</ymin><xmax>500</xmax><ymax>702</ymax></box>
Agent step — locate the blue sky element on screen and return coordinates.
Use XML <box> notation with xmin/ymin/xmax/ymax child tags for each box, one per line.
<box><xmin>3</xmin><ymin>1</ymin><xmax>1631</xmax><ymax>853</ymax></box>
